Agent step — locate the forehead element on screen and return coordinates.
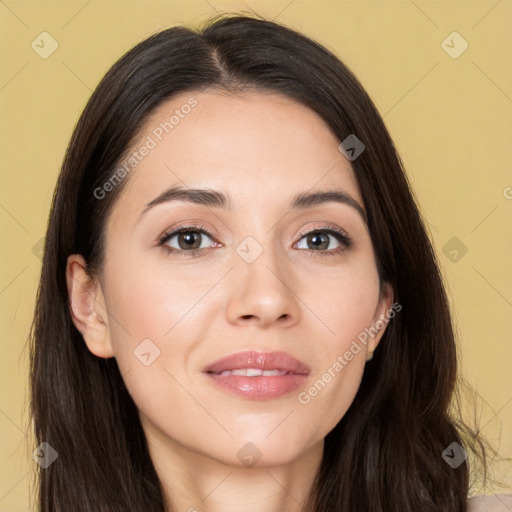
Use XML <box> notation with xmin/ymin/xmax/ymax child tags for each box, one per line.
<box><xmin>114</xmin><ymin>90</ymin><xmax>362</xmax><ymax>214</ymax></box>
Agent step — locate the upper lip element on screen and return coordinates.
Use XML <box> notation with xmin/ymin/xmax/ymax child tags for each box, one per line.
<box><xmin>203</xmin><ymin>350</ymin><xmax>311</xmax><ymax>375</ymax></box>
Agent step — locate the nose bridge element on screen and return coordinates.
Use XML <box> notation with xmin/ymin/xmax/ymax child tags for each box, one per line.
<box><xmin>238</xmin><ymin>235</ymin><xmax>285</xmax><ymax>289</ymax></box>
<box><xmin>225</xmin><ymin>230</ymin><xmax>300</xmax><ymax>326</ymax></box>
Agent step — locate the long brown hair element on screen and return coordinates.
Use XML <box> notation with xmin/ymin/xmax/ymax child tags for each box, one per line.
<box><xmin>29</xmin><ymin>13</ymin><xmax>487</xmax><ymax>511</ymax></box>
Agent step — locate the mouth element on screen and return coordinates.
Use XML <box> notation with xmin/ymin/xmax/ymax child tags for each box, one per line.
<box><xmin>211</xmin><ymin>368</ymin><xmax>290</xmax><ymax>377</ymax></box>
<box><xmin>203</xmin><ymin>350</ymin><xmax>310</xmax><ymax>400</ymax></box>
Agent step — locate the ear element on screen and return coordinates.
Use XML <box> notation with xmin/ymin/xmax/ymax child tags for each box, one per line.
<box><xmin>66</xmin><ymin>254</ymin><xmax>115</xmax><ymax>358</ymax></box>
<box><xmin>366</xmin><ymin>281</ymin><xmax>394</xmax><ymax>360</ymax></box>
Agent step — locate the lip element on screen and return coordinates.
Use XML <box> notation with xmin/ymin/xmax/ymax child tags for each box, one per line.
<box><xmin>203</xmin><ymin>350</ymin><xmax>311</xmax><ymax>400</ymax></box>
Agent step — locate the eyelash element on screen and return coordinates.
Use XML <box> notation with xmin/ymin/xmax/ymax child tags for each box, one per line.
<box><xmin>158</xmin><ymin>223</ymin><xmax>218</xmax><ymax>258</ymax></box>
<box><xmin>157</xmin><ymin>223</ymin><xmax>353</xmax><ymax>258</ymax></box>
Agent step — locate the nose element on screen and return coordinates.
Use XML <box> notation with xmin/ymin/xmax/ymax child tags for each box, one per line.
<box><xmin>225</xmin><ymin>243</ymin><xmax>301</xmax><ymax>328</ymax></box>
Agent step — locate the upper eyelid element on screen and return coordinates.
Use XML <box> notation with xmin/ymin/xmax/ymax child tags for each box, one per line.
<box><xmin>297</xmin><ymin>223</ymin><xmax>349</xmax><ymax>237</ymax></box>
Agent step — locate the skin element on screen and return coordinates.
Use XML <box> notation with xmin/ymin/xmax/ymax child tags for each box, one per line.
<box><xmin>67</xmin><ymin>90</ymin><xmax>393</xmax><ymax>512</ymax></box>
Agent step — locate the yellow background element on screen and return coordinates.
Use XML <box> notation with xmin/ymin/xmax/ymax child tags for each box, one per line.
<box><xmin>1</xmin><ymin>0</ymin><xmax>511</xmax><ymax>509</ymax></box>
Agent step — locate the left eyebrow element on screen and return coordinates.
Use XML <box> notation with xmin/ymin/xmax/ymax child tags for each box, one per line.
<box><xmin>290</xmin><ymin>189</ymin><xmax>367</xmax><ymax>224</ymax></box>
<box><xmin>139</xmin><ymin>185</ymin><xmax>367</xmax><ymax>224</ymax></box>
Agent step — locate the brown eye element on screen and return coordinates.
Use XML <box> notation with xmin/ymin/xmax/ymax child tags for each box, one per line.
<box><xmin>295</xmin><ymin>229</ymin><xmax>350</xmax><ymax>253</ymax></box>
<box><xmin>159</xmin><ymin>226</ymin><xmax>217</xmax><ymax>254</ymax></box>
<box><xmin>303</xmin><ymin>232</ymin><xmax>331</xmax><ymax>250</ymax></box>
<box><xmin>175</xmin><ymin>231</ymin><xmax>203</xmax><ymax>250</ymax></box>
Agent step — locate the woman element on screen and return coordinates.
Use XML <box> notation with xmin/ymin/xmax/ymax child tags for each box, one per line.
<box><xmin>29</xmin><ymin>13</ymin><xmax>505</xmax><ymax>512</ymax></box>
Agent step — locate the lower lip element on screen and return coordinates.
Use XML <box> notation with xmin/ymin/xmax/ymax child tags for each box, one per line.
<box><xmin>205</xmin><ymin>373</ymin><xmax>309</xmax><ymax>400</ymax></box>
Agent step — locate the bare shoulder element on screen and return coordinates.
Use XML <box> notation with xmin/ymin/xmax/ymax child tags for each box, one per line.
<box><xmin>468</xmin><ymin>494</ymin><xmax>512</xmax><ymax>511</ymax></box>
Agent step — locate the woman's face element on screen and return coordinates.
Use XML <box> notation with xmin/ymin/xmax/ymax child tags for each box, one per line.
<box><xmin>72</xmin><ymin>90</ymin><xmax>392</xmax><ymax>467</ymax></box>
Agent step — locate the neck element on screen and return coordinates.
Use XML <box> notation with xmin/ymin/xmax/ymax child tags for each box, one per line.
<box><xmin>143</xmin><ymin>423</ymin><xmax>323</xmax><ymax>512</ymax></box>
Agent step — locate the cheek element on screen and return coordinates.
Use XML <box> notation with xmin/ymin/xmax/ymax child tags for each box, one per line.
<box><xmin>101</xmin><ymin>254</ymin><xmax>202</xmax><ymax>343</ymax></box>
<box><xmin>100</xmin><ymin>261</ymin><xmax>197</xmax><ymax>436</ymax></box>
<box><xmin>299</xmin><ymin>355</ymin><xmax>366</xmax><ymax>437</ymax></box>
<box><xmin>294</xmin><ymin>257</ymin><xmax>380</xmax><ymax>426</ymax></box>
<box><xmin>304</xmin><ymin>256</ymin><xmax>381</xmax><ymax>347</ymax></box>
<box><xmin>99</xmin><ymin>254</ymin><xmax>227</xmax><ymax>407</ymax></box>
